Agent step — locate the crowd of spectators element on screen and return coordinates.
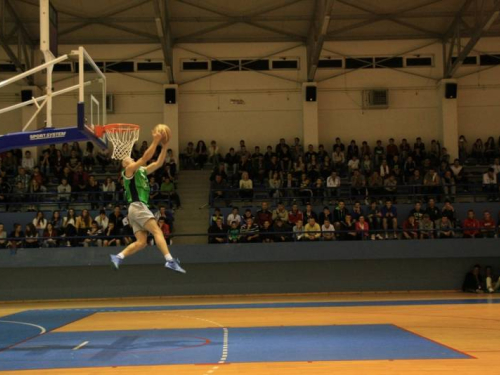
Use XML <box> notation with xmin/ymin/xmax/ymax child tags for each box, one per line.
<box><xmin>0</xmin><ymin>205</ymin><xmax>174</xmax><ymax>252</ymax></box>
<box><xmin>0</xmin><ymin>140</ymin><xmax>181</xmax><ymax>211</ymax></box>
<box><xmin>198</xmin><ymin>136</ymin><xmax>500</xmax><ymax>206</ymax></box>
<box><xmin>462</xmin><ymin>264</ymin><xmax>500</xmax><ymax>293</ymax></box>
<box><xmin>208</xmin><ymin>199</ymin><xmax>500</xmax><ymax>243</ymax></box>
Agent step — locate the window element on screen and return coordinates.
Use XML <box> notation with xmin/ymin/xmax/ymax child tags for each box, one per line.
<box><xmin>374</xmin><ymin>57</ymin><xmax>403</xmax><ymax>68</ymax></box>
<box><xmin>74</xmin><ymin>62</ymin><xmax>104</xmax><ymax>72</ymax></box>
<box><xmin>53</xmin><ymin>62</ymin><xmax>73</xmax><ymax>72</ymax></box>
<box><xmin>211</xmin><ymin>60</ymin><xmax>239</xmax><ymax>71</ymax></box>
<box><xmin>271</xmin><ymin>59</ymin><xmax>299</xmax><ymax>70</ymax></box>
<box><xmin>451</xmin><ymin>56</ymin><xmax>477</xmax><ymax>65</ymax></box>
<box><xmin>182</xmin><ymin>61</ymin><xmax>209</xmax><ymax>71</ymax></box>
<box><xmin>318</xmin><ymin>59</ymin><xmax>343</xmax><ymax>68</ymax></box>
<box><xmin>137</xmin><ymin>62</ymin><xmax>163</xmax><ymax>71</ymax></box>
<box><xmin>241</xmin><ymin>59</ymin><xmax>269</xmax><ymax>71</ymax></box>
<box><xmin>405</xmin><ymin>57</ymin><xmax>433</xmax><ymax>67</ymax></box>
<box><xmin>105</xmin><ymin>61</ymin><xmax>134</xmax><ymax>73</ymax></box>
<box><xmin>479</xmin><ymin>54</ymin><xmax>500</xmax><ymax>66</ymax></box>
<box><xmin>345</xmin><ymin>57</ymin><xmax>373</xmax><ymax>69</ymax></box>
<box><xmin>0</xmin><ymin>63</ymin><xmax>17</xmax><ymax>72</ymax></box>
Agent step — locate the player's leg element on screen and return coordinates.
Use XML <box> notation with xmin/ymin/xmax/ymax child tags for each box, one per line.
<box><xmin>110</xmin><ymin>230</ymin><xmax>148</xmax><ymax>270</ymax></box>
<box><xmin>143</xmin><ymin>218</ymin><xmax>186</xmax><ymax>273</ymax></box>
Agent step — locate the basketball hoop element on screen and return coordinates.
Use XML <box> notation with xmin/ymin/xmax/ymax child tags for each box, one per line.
<box><xmin>96</xmin><ymin>123</ymin><xmax>140</xmax><ymax>160</ymax></box>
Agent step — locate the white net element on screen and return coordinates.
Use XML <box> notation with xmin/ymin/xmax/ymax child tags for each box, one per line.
<box><xmin>104</xmin><ymin>124</ymin><xmax>140</xmax><ymax>160</ymax></box>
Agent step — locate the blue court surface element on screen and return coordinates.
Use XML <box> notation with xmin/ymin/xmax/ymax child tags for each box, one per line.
<box><xmin>0</xmin><ymin>299</ymin><xmax>478</xmax><ymax>371</ymax></box>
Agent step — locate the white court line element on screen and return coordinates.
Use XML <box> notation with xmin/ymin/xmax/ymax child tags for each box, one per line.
<box><xmin>72</xmin><ymin>341</ymin><xmax>89</xmax><ymax>351</ymax></box>
<box><xmin>0</xmin><ymin>320</ymin><xmax>46</xmax><ymax>334</ymax></box>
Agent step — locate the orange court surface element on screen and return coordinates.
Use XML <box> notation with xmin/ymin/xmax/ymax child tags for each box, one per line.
<box><xmin>1</xmin><ymin>292</ymin><xmax>499</xmax><ymax>375</ymax></box>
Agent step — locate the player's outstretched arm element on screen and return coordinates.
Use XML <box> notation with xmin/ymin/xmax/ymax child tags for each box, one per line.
<box><xmin>125</xmin><ymin>131</ymin><xmax>162</xmax><ymax>177</ymax></box>
<box><xmin>146</xmin><ymin>140</ymin><xmax>168</xmax><ymax>175</ymax></box>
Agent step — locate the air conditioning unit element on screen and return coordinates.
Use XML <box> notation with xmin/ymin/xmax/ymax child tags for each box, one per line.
<box><xmin>106</xmin><ymin>93</ymin><xmax>114</xmax><ymax>113</ymax></box>
<box><xmin>362</xmin><ymin>89</ymin><xmax>388</xmax><ymax>109</ymax></box>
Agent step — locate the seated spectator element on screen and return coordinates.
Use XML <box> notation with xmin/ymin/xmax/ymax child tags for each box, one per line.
<box><xmin>333</xmin><ymin>200</ymin><xmax>348</xmax><ymax>231</ymax></box>
<box><xmin>149</xmin><ymin>176</ymin><xmax>160</xmax><ymax>205</ymax></box>
<box><xmin>103</xmin><ymin>222</ymin><xmax>122</xmax><ymax>247</ymax></box>
<box><xmin>486</xmin><ymin>266</ymin><xmax>500</xmax><ymax>293</ymax></box>
<box><xmin>298</xmin><ymin>174</ymin><xmax>313</xmax><ymax>204</ymax></box>
<box><xmin>293</xmin><ymin>219</ymin><xmax>305</xmax><ymax>241</ymax></box>
<box><xmin>195</xmin><ymin>141</ymin><xmax>208</xmax><ymax>169</ymax></box>
<box><xmin>122</xmin><ymin>218</ymin><xmax>134</xmax><ymax>246</ymax></box>
<box><xmin>318</xmin><ymin>207</ymin><xmax>333</xmax><ymax>226</ymax></box>
<box><xmin>57</xmin><ymin>178</ymin><xmax>72</xmax><ymax>209</ymax></box>
<box><xmin>351</xmin><ymin>201</ymin><xmax>364</xmax><ymax>222</ymax></box>
<box><xmin>383</xmin><ymin>174</ymin><xmax>398</xmax><ymax>202</ymax></box>
<box><xmin>211</xmin><ymin>208</ymin><xmax>224</xmax><ymax>226</ymax></box>
<box><xmin>72</xmin><ymin>165</ymin><xmax>89</xmax><ymax>193</ymax></box>
<box><xmin>82</xmin><ymin>141</ymin><xmax>96</xmax><ymax>172</ymax></box>
<box><xmin>402</xmin><ymin>216</ymin><xmax>419</xmax><ymax>240</ymax></box>
<box><xmin>341</xmin><ymin>214</ymin><xmax>357</xmax><ymax>241</ymax></box>
<box><xmin>441</xmin><ymin>170</ymin><xmax>456</xmax><ymax>202</ymax></box>
<box><xmin>379</xmin><ymin>159</ymin><xmax>390</xmax><ymax>179</ymax></box>
<box><xmin>183</xmin><ymin>142</ymin><xmax>196</xmax><ymax>169</ymax></box>
<box><xmin>463</xmin><ymin>210</ymin><xmax>481</xmax><ymax>238</ymax></box>
<box><xmin>367</xmin><ymin>201</ymin><xmax>382</xmax><ymax>240</ymax></box>
<box><xmin>242</xmin><ymin>209</ymin><xmax>254</xmax><ymax>222</ymax></box>
<box><xmin>160</xmin><ymin>177</ymin><xmax>181</xmax><ymax>209</ymax></box>
<box><xmin>211</xmin><ymin>174</ymin><xmax>229</xmax><ymax>205</ymax></box>
<box><xmin>108</xmin><ymin>206</ymin><xmax>124</xmax><ymax>233</ymax></box>
<box><xmin>273</xmin><ymin>219</ymin><xmax>291</xmax><ymax>242</ymax></box>
<box><xmin>436</xmin><ymin>216</ymin><xmax>454</xmax><ymax>239</ymax></box>
<box><xmin>7</xmin><ymin>223</ymin><xmax>24</xmax><ymax>251</ymax></box>
<box><xmin>0</xmin><ymin>223</ymin><xmax>6</xmax><ymax>248</ymax></box>
<box><xmin>256</xmin><ymin>202</ymin><xmax>273</xmax><ymax>228</ymax></box>
<box><xmin>32</xmin><ymin>211</ymin><xmax>47</xmax><ymax>233</ymax></box>
<box><xmin>227</xmin><ymin>221</ymin><xmax>241</xmax><ymax>243</ymax></box>
<box><xmin>76</xmin><ymin>209</ymin><xmax>93</xmax><ymax>242</ymax></box>
<box><xmin>312</xmin><ymin>178</ymin><xmax>325</xmax><ymax>203</ymax></box>
<box><xmin>28</xmin><ymin>179</ymin><xmax>45</xmax><ymax>212</ymax></box>
<box><xmin>83</xmin><ymin>221</ymin><xmax>103</xmax><ymax>247</ymax></box>
<box><xmin>102</xmin><ymin>177</ymin><xmax>116</xmax><ymax>207</ymax></box>
<box><xmin>462</xmin><ymin>264</ymin><xmax>483</xmax><ymax>293</ymax></box>
<box><xmin>227</xmin><ymin>207</ymin><xmax>242</xmax><ymax>227</ymax></box>
<box><xmin>332</xmin><ymin>147</ymin><xmax>345</xmax><ymax>175</ymax></box>
<box><xmin>272</xmin><ymin>203</ymin><xmax>289</xmax><ymax>223</ymax></box>
<box><xmin>480</xmin><ymin>211</ymin><xmax>496</xmax><ymax>238</ymax></box>
<box><xmin>483</xmin><ymin>168</ymin><xmax>498</xmax><ymax>202</ymax></box>
<box><xmin>21</xmin><ymin>150</ymin><xmax>35</xmax><ymax>172</ymax></box>
<box><xmin>409</xmin><ymin>202</ymin><xmax>425</xmax><ymax>226</ymax></box>
<box><xmin>240</xmin><ymin>217</ymin><xmax>260</xmax><ymax>243</ymax></box>
<box><xmin>381</xmin><ymin>199</ymin><xmax>398</xmax><ymax>239</ymax></box>
<box><xmin>450</xmin><ymin>159</ymin><xmax>467</xmax><ymax>189</ymax></box>
<box><xmin>42</xmin><ymin>223</ymin><xmax>59</xmax><ymax>248</ymax></box>
<box><xmin>0</xmin><ymin>176</ymin><xmax>10</xmax><ymax>210</ymax></box>
<box><xmin>304</xmin><ymin>217</ymin><xmax>321</xmax><ymax>241</ymax></box>
<box><xmin>157</xmin><ymin>217</ymin><xmax>171</xmax><ymax>245</ymax></box>
<box><xmin>288</xmin><ymin>204</ymin><xmax>303</xmax><ymax>226</ymax></box>
<box><xmin>347</xmin><ymin>155</ymin><xmax>360</xmax><ymax>175</ymax></box>
<box><xmin>326</xmin><ymin>171</ymin><xmax>341</xmax><ymax>202</ymax></box>
<box><xmin>441</xmin><ymin>200</ymin><xmax>457</xmax><ymax>226</ymax></box>
<box><xmin>419</xmin><ymin>214</ymin><xmax>434</xmax><ymax>239</ymax></box>
<box><xmin>426</xmin><ymin>198</ymin><xmax>441</xmax><ymax>224</ymax></box>
<box><xmin>208</xmin><ymin>140</ymin><xmax>221</xmax><ymax>166</ymax></box>
<box><xmin>303</xmin><ymin>204</ymin><xmax>317</xmax><ymax>222</ymax></box>
<box><xmin>224</xmin><ymin>148</ymin><xmax>240</xmax><ymax>177</ymax></box>
<box><xmin>268</xmin><ymin>172</ymin><xmax>282</xmax><ymax>199</ymax></box>
<box><xmin>210</xmin><ymin>165</ymin><xmax>228</xmax><ymax>182</ymax></box>
<box><xmin>355</xmin><ymin>216</ymin><xmax>370</xmax><ymax>240</ymax></box>
<box><xmin>62</xmin><ymin>208</ymin><xmax>78</xmax><ymax>246</ymax></box>
<box><xmin>261</xmin><ymin>220</ymin><xmax>274</xmax><ymax>243</ymax></box>
<box><xmin>95</xmin><ymin>209</ymin><xmax>109</xmax><ymax>231</ymax></box>
<box><xmin>423</xmin><ymin>168</ymin><xmax>440</xmax><ymax>200</ymax></box>
<box><xmin>350</xmin><ymin>170</ymin><xmax>367</xmax><ymax>199</ymax></box>
<box><xmin>367</xmin><ymin>171</ymin><xmax>383</xmax><ymax>200</ymax></box>
<box><xmin>24</xmin><ymin>223</ymin><xmax>39</xmax><ymax>248</ymax></box>
<box><xmin>321</xmin><ymin>218</ymin><xmax>336</xmax><ymax>241</ymax></box>
<box><xmin>96</xmin><ymin>148</ymin><xmax>111</xmax><ymax>172</ymax></box>
<box><xmin>239</xmin><ymin>171</ymin><xmax>253</xmax><ymax>200</ymax></box>
<box><xmin>361</xmin><ymin>155</ymin><xmax>373</xmax><ymax>177</ymax></box>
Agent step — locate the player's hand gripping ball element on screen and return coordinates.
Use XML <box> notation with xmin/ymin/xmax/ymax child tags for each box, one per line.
<box><xmin>153</xmin><ymin>124</ymin><xmax>171</xmax><ymax>144</ymax></box>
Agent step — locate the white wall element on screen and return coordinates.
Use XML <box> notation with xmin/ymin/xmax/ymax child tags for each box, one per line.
<box><xmin>2</xmin><ymin>37</ymin><xmax>500</xmax><ymax>155</ymax></box>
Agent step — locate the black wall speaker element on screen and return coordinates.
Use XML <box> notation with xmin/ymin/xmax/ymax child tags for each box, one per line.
<box><xmin>305</xmin><ymin>86</ymin><xmax>317</xmax><ymax>102</ymax></box>
<box><xmin>21</xmin><ymin>89</ymin><xmax>33</xmax><ymax>103</ymax></box>
<box><xmin>445</xmin><ymin>83</ymin><xmax>457</xmax><ymax>99</ymax></box>
<box><xmin>165</xmin><ymin>88</ymin><xmax>176</xmax><ymax>104</ymax></box>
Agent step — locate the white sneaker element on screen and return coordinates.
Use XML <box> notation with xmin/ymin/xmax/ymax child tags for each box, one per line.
<box><xmin>385</xmin><ymin>234</ymin><xmax>389</xmax><ymax>239</ymax></box>
<box><xmin>489</xmin><ymin>287</ymin><xmax>494</xmax><ymax>293</ymax></box>
<box><xmin>371</xmin><ymin>235</ymin><xmax>375</xmax><ymax>240</ymax></box>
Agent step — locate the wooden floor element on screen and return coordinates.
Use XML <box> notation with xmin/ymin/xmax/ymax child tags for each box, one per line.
<box><xmin>1</xmin><ymin>292</ymin><xmax>500</xmax><ymax>375</ymax></box>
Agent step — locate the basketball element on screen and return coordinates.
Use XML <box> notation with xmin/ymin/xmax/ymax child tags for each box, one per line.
<box><xmin>153</xmin><ymin>124</ymin><xmax>171</xmax><ymax>143</ymax></box>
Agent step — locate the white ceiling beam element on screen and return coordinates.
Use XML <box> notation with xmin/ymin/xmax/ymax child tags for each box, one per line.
<box><xmin>307</xmin><ymin>0</ymin><xmax>335</xmax><ymax>81</ymax></box>
<box><xmin>153</xmin><ymin>0</ymin><xmax>174</xmax><ymax>83</ymax></box>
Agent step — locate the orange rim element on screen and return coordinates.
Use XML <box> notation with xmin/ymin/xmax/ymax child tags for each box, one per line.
<box><xmin>95</xmin><ymin>123</ymin><xmax>139</xmax><ymax>137</ymax></box>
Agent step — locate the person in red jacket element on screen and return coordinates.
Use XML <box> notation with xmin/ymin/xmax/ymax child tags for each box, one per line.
<box><xmin>255</xmin><ymin>201</ymin><xmax>273</xmax><ymax>228</ymax></box>
<box><xmin>463</xmin><ymin>210</ymin><xmax>481</xmax><ymax>238</ymax></box>
<box><xmin>480</xmin><ymin>210</ymin><xmax>496</xmax><ymax>238</ymax></box>
<box><xmin>288</xmin><ymin>203</ymin><xmax>303</xmax><ymax>226</ymax></box>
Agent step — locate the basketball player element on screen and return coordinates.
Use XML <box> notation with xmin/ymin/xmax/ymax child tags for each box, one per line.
<box><xmin>110</xmin><ymin>127</ymin><xmax>185</xmax><ymax>273</ymax></box>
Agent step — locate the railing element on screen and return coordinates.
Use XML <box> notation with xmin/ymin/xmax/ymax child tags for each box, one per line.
<box><xmin>0</xmin><ymin>226</ymin><xmax>496</xmax><ymax>253</ymax></box>
<box><xmin>209</xmin><ymin>183</ymin><xmax>499</xmax><ymax>206</ymax></box>
<box><xmin>0</xmin><ymin>191</ymin><xmax>172</xmax><ymax>209</ymax></box>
